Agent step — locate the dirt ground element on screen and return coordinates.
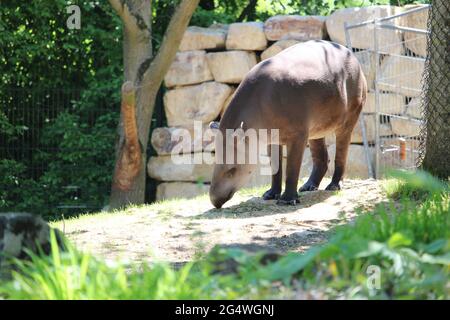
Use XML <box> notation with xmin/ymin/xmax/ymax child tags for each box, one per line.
<box><xmin>58</xmin><ymin>179</ymin><xmax>386</xmax><ymax>264</ymax></box>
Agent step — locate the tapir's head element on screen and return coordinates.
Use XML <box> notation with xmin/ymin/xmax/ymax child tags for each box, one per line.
<box><xmin>209</xmin><ymin>121</ymin><xmax>257</xmax><ymax>208</ymax></box>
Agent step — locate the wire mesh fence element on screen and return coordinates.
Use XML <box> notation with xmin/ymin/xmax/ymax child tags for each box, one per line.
<box><xmin>0</xmin><ymin>85</ymin><xmax>166</xmax><ymax>218</ymax></box>
<box><xmin>2</xmin><ymin>88</ymin><xmax>80</xmax><ymax>179</ymax></box>
<box><xmin>345</xmin><ymin>5</ymin><xmax>430</xmax><ymax>178</ymax></box>
<box><xmin>0</xmin><ymin>87</ymin><xmax>116</xmax><ymax>217</ymax></box>
<box><xmin>418</xmin><ymin>0</ymin><xmax>449</xmax><ymax>179</ymax></box>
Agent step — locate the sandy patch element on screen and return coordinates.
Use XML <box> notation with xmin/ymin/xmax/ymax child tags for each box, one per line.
<box><xmin>59</xmin><ymin>179</ymin><xmax>385</xmax><ymax>264</ymax></box>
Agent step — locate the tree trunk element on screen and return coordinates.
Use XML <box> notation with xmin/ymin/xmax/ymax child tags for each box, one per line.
<box><xmin>421</xmin><ymin>0</ymin><xmax>450</xmax><ymax>179</ymax></box>
<box><xmin>108</xmin><ymin>0</ymin><xmax>200</xmax><ymax>209</ymax></box>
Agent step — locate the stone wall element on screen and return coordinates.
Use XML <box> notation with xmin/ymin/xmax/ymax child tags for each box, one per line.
<box><xmin>149</xmin><ymin>5</ymin><xmax>428</xmax><ymax>201</ymax></box>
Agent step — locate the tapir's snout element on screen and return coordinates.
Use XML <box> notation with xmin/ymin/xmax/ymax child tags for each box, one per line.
<box><xmin>209</xmin><ymin>186</ymin><xmax>234</xmax><ymax>209</ymax></box>
<box><xmin>210</xmin><ymin>194</ymin><xmax>225</xmax><ymax>209</ymax></box>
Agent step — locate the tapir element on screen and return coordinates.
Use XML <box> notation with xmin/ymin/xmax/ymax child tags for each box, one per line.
<box><xmin>209</xmin><ymin>40</ymin><xmax>367</xmax><ymax>209</ymax></box>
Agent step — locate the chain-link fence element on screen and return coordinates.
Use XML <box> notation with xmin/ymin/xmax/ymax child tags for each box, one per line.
<box><xmin>345</xmin><ymin>5</ymin><xmax>430</xmax><ymax>178</ymax></box>
<box><xmin>418</xmin><ymin>0</ymin><xmax>450</xmax><ymax>179</ymax></box>
<box><xmin>0</xmin><ymin>87</ymin><xmax>115</xmax><ymax>217</ymax></box>
<box><xmin>0</xmin><ymin>86</ymin><xmax>166</xmax><ymax>218</ymax></box>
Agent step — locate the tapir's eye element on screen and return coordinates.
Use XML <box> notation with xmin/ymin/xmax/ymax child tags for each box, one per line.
<box><xmin>226</xmin><ymin>167</ymin><xmax>237</xmax><ymax>178</ymax></box>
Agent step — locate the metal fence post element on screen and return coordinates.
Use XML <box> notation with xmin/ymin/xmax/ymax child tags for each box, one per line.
<box><xmin>373</xmin><ymin>18</ymin><xmax>381</xmax><ymax>179</ymax></box>
<box><xmin>344</xmin><ymin>22</ymin><xmax>374</xmax><ymax>179</ymax></box>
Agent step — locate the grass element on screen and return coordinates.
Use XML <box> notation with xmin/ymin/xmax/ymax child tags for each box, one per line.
<box><xmin>49</xmin><ymin>198</ymin><xmax>198</xmax><ymax>230</ymax></box>
<box><xmin>1</xmin><ymin>171</ymin><xmax>448</xmax><ymax>300</ymax></box>
<box><xmin>0</xmin><ymin>233</ymin><xmax>206</xmax><ymax>299</ymax></box>
<box><xmin>382</xmin><ymin>170</ymin><xmax>446</xmax><ymax>201</ymax></box>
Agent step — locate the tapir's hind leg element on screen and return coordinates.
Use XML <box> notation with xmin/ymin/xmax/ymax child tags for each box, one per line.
<box><xmin>299</xmin><ymin>138</ymin><xmax>329</xmax><ymax>192</ymax></box>
<box><xmin>277</xmin><ymin>134</ymin><xmax>308</xmax><ymax>205</ymax></box>
<box><xmin>326</xmin><ymin>103</ymin><xmax>362</xmax><ymax>191</ymax></box>
<box><xmin>325</xmin><ymin>129</ymin><xmax>352</xmax><ymax>191</ymax></box>
<box><xmin>263</xmin><ymin>144</ymin><xmax>282</xmax><ymax>200</ymax></box>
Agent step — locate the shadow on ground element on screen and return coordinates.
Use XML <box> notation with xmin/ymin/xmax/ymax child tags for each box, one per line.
<box><xmin>195</xmin><ymin>190</ymin><xmax>336</xmax><ymax>219</ymax></box>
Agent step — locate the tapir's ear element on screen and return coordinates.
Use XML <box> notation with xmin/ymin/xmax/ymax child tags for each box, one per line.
<box><xmin>209</xmin><ymin>121</ymin><xmax>220</xmax><ymax>130</ymax></box>
<box><xmin>235</xmin><ymin>121</ymin><xmax>246</xmax><ymax>140</ymax></box>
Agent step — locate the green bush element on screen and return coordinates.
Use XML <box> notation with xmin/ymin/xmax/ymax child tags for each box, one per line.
<box><xmin>0</xmin><ymin>159</ymin><xmax>45</xmax><ymax>211</ymax></box>
<box><xmin>1</xmin><ymin>110</ymin><xmax>119</xmax><ymax>218</ymax></box>
<box><xmin>38</xmin><ymin>111</ymin><xmax>118</xmax><ymax>215</ymax></box>
<box><xmin>250</xmin><ymin>171</ymin><xmax>449</xmax><ymax>299</ymax></box>
<box><xmin>0</xmin><ymin>2</ymin><xmax>122</xmax><ymax>217</ymax></box>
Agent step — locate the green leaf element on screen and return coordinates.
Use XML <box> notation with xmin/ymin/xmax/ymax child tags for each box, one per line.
<box><xmin>354</xmin><ymin>241</ymin><xmax>385</xmax><ymax>258</ymax></box>
<box><xmin>420</xmin><ymin>252</ymin><xmax>450</xmax><ymax>265</ymax></box>
<box><xmin>255</xmin><ymin>247</ymin><xmax>321</xmax><ymax>282</ymax></box>
<box><xmin>388</xmin><ymin>232</ymin><xmax>413</xmax><ymax>248</ymax></box>
<box><xmin>424</xmin><ymin>239</ymin><xmax>448</xmax><ymax>254</ymax></box>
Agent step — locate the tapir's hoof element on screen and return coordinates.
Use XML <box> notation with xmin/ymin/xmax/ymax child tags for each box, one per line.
<box><xmin>299</xmin><ymin>183</ymin><xmax>318</xmax><ymax>192</ymax></box>
<box><xmin>262</xmin><ymin>189</ymin><xmax>281</xmax><ymax>200</ymax></box>
<box><xmin>325</xmin><ymin>183</ymin><xmax>341</xmax><ymax>191</ymax></box>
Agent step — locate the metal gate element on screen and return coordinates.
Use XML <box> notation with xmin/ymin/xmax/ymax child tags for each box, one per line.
<box><xmin>344</xmin><ymin>5</ymin><xmax>429</xmax><ymax>178</ymax></box>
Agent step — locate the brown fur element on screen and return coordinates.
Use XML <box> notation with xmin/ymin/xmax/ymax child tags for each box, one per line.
<box><xmin>210</xmin><ymin>40</ymin><xmax>367</xmax><ymax>208</ymax></box>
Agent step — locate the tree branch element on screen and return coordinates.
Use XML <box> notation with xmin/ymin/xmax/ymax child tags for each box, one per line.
<box><xmin>108</xmin><ymin>0</ymin><xmax>124</xmax><ymax>19</ymax></box>
<box><xmin>141</xmin><ymin>0</ymin><xmax>200</xmax><ymax>87</ymax></box>
<box><xmin>237</xmin><ymin>0</ymin><xmax>258</xmax><ymax>22</ymax></box>
<box><xmin>109</xmin><ymin>0</ymin><xmax>151</xmax><ymax>33</ymax></box>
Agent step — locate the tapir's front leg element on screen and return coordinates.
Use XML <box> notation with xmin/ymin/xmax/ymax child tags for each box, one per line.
<box><xmin>277</xmin><ymin>134</ymin><xmax>308</xmax><ymax>205</ymax></box>
<box><xmin>263</xmin><ymin>144</ymin><xmax>282</xmax><ymax>200</ymax></box>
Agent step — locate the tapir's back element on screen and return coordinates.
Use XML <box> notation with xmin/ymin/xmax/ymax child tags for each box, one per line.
<box><xmin>221</xmin><ymin>40</ymin><xmax>366</xmax><ymax>136</ymax></box>
<box><xmin>256</xmin><ymin>40</ymin><xmax>361</xmax><ymax>84</ymax></box>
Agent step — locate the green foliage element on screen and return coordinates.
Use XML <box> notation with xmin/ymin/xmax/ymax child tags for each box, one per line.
<box><xmin>0</xmin><ymin>2</ymin><xmax>122</xmax><ymax>217</ymax></box>
<box><xmin>0</xmin><ymin>159</ymin><xmax>44</xmax><ymax>211</ymax></box>
<box><xmin>0</xmin><ymin>1</ymin><xmax>122</xmax><ymax>89</ymax></box>
<box><xmin>383</xmin><ymin>170</ymin><xmax>447</xmax><ymax>201</ymax></box>
<box><xmin>37</xmin><ymin>111</ymin><xmax>117</xmax><ymax>213</ymax></box>
<box><xmin>0</xmin><ymin>111</ymin><xmax>117</xmax><ymax>217</ymax></box>
<box><xmin>191</xmin><ymin>0</ymin><xmax>430</xmax><ymax>25</ymax></box>
<box><xmin>1</xmin><ymin>171</ymin><xmax>448</xmax><ymax>299</ymax></box>
<box><xmin>0</xmin><ymin>111</ymin><xmax>26</xmax><ymax>139</ymax></box>
<box><xmin>190</xmin><ymin>7</ymin><xmax>237</xmax><ymax>27</ymax></box>
<box><xmin>259</xmin><ymin>171</ymin><xmax>450</xmax><ymax>299</ymax></box>
<box><xmin>0</xmin><ymin>231</ymin><xmax>248</xmax><ymax>300</ymax></box>
<box><xmin>0</xmin><ymin>1</ymin><xmax>181</xmax><ymax>217</ymax></box>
